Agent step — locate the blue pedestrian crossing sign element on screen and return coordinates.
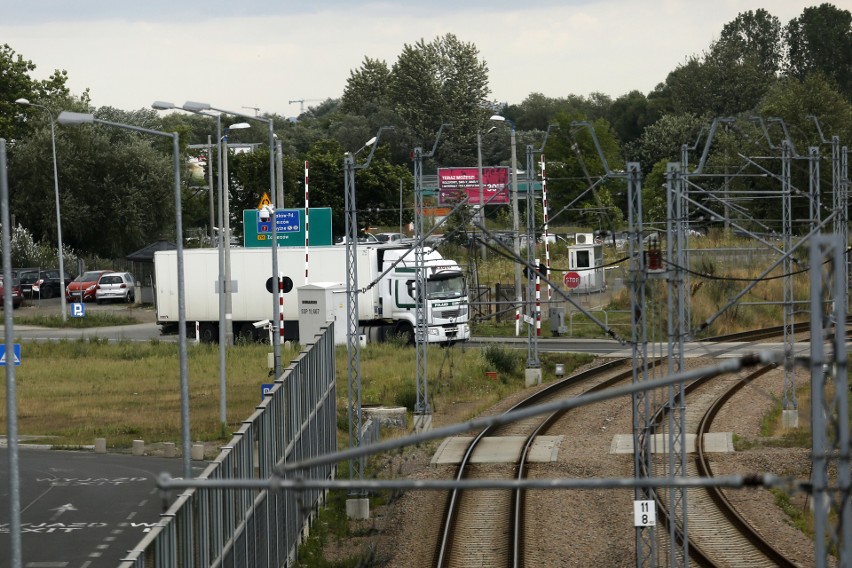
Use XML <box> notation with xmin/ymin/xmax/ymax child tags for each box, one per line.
<box><xmin>0</xmin><ymin>344</ymin><xmax>21</xmax><ymax>366</ymax></box>
<box><xmin>71</xmin><ymin>303</ymin><xmax>85</xmax><ymax>318</ymax></box>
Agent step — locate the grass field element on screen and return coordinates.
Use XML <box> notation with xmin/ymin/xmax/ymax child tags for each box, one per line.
<box><xmin>0</xmin><ymin>337</ymin><xmax>594</xmax><ymax>450</ymax></box>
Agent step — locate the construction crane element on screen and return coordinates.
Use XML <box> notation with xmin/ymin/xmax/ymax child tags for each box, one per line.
<box><xmin>241</xmin><ymin>106</ymin><xmax>260</xmax><ymax>117</ymax></box>
<box><xmin>288</xmin><ymin>99</ymin><xmax>321</xmax><ymax>114</ymax></box>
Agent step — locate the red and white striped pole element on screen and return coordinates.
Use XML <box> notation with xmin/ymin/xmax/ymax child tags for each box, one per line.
<box><xmin>535</xmin><ymin>257</ymin><xmax>541</xmax><ymax>336</ymax></box>
<box><xmin>279</xmin><ymin>272</ymin><xmax>285</xmax><ymax>341</ymax></box>
<box><xmin>540</xmin><ymin>154</ymin><xmax>552</xmax><ymax>303</ymax></box>
<box><xmin>304</xmin><ymin>160</ymin><xmax>310</xmax><ymax>284</ymax></box>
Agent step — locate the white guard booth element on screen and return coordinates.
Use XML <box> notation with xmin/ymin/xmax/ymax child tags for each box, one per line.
<box><xmin>566</xmin><ymin>233</ymin><xmax>605</xmax><ymax>293</ymax></box>
<box><xmin>297</xmin><ymin>282</ymin><xmax>347</xmax><ymax>345</ymax></box>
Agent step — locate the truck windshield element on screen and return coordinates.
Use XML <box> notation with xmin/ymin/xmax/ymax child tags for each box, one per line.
<box><xmin>427</xmin><ymin>275</ymin><xmax>465</xmax><ymax>300</ymax></box>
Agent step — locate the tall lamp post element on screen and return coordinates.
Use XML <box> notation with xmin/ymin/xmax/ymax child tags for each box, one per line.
<box><xmin>490</xmin><ymin>115</ymin><xmax>521</xmax><ymax>335</ymax></box>
<box><xmin>182</xmin><ymin>102</ymin><xmax>281</xmax><ymax>376</ymax></box>
<box><xmin>151</xmin><ymin>101</ymin><xmax>248</xmax><ymax>428</ymax></box>
<box><xmin>15</xmin><ymin>99</ymin><xmax>68</xmax><ymax>322</ymax></box>
<box><xmin>57</xmin><ymin>111</ymin><xmax>192</xmax><ymax>479</ymax></box>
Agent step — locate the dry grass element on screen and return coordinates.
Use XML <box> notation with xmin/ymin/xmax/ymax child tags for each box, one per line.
<box><xmin>0</xmin><ymin>337</ymin><xmax>593</xmax><ymax>449</ymax></box>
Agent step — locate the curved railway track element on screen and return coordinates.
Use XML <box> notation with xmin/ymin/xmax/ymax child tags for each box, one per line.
<box><xmin>651</xmin><ymin>363</ymin><xmax>799</xmax><ymax>567</ymax></box>
<box><xmin>434</xmin><ymin>325</ymin><xmax>825</xmax><ymax>567</ymax></box>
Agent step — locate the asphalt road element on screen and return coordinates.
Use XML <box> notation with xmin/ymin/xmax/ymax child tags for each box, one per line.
<box><xmin>8</xmin><ymin>297</ymin><xmax>174</xmax><ymax>344</ymax></box>
<box><xmin>0</xmin><ymin>447</ymin><xmax>207</xmax><ymax>568</ymax></box>
<box><xmin>7</xmin><ymin>298</ymin><xmax>805</xmax><ymax>358</ymax></box>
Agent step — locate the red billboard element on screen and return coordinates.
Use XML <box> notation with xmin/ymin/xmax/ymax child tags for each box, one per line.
<box><xmin>438</xmin><ymin>167</ymin><xmax>510</xmax><ymax>205</ymax></box>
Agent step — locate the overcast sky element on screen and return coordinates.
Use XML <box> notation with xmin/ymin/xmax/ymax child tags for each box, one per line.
<box><xmin>1</xmin><ymin>1</ymin><xmax>822</xmax><ymax>118</ymax></box>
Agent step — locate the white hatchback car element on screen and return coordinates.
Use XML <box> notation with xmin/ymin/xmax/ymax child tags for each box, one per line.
<box><xmin>95</xmin><ymin>272</ymin><xmax>136</xmax><ymax>304</ymax></box>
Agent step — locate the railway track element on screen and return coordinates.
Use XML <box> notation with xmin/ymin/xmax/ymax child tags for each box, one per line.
<box><xmin>651</xmin><ymin>364</ymin><xmax>799</xmax><ymax>567</ymax></box>
<box><xmin>433</xmin><ymin>325</ymin><xmax>825</xmax><ymax>567</ymax></box>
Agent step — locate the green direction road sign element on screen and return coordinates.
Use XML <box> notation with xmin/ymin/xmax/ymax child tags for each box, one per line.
<box><xmin>242</xmin><ymin>208</ymin><xmax>333</xmax><ymax>248</ymax></box>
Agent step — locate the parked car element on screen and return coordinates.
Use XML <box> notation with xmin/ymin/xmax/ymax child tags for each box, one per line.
<box><xmin>334</xmin><ymin>233</ymin><xmax>381</xmax><ymax>245</ymax></box>
<box><xmin>17</xmin><ymin>269</ymin><xmax>42</xmax><ymax>298</ymax></box>
<box><xmin>66</xmin><ymin>270</ymin><xmax>112</xmax><ymax>302</ymax></box>
<box><xmin>0</xmin><ymin>277</ymin><xmax>23</xmax><ymax>309</ymax></box>
<box><xmin>95</xmin><ymin>272</ymin><xmax>136</xmax><ymax>304</ymax></box>
<box><xmin>31</xmin><ymin>269</ymin><xmax>75</xmax><ymax>299</ymax></box>
<box><xmin>374</xmin><ymin>232</ymin><xmax>406</xmax><ymax>243</ymax></box>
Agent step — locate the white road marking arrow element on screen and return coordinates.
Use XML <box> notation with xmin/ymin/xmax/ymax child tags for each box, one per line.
<box><xmin>49</xmin><ymin>503</ymin><xmax>77</xmax><ymax>520</ymax></box>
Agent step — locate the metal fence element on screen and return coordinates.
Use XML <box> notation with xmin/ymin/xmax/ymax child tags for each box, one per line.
<box><xmin>119</xmin><ymin>324</ymin><xmax>338</xmax><ymax>568</ymax></box>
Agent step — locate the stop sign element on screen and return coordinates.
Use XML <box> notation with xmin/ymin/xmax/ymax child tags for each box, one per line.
<box><xmin>563</xmin><ymin>271</ymin><xmax>581</xmax><ymax>289</ymax></box>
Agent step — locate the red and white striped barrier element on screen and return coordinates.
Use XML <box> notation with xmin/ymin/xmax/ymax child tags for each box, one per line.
<box><xmin>279</xmin><ymin>273</ymin><xmax>285</xmax><ymax>340</ymax></box>
<box><xmin>540</xmin><ymin>155</ymin><xmax>552</xmax><ymax>302</ymax></box>
<box><xmin>535</xmin><ymin>258</ymin><xmax>541</xmax><ymax>336</ymax></box>
<box><xmin>304</xmin><ymin>160</ymin><xmax>310</xmax><ymax>283</ymax></box>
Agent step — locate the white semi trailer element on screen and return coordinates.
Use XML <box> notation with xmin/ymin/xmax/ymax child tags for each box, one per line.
<box><xmin>154</xmin><ymin>244</ymin><xmax>470</xmax><ymax>344</ymax></box>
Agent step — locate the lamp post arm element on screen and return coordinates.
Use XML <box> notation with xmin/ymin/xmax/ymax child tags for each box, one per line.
<box><xmin>570</xmin><ymin>121</ymin><xmax>613</xmax><ymax>176</ymax></box>
<box><xmin>536</xmin><ymin>123</ymin><xmax>559</xmax><ymax>153</ymax></box>
<box><xmin>357</xmin><ymin>126</ymin><xmax>395</xmax><ymax>170</ymax></box>
<box><xmin>425</xmin><ymin>123</ymin><xmax>451</xmax><ymax>158</ymax></box>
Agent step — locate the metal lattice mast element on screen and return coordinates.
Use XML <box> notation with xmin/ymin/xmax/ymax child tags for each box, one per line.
<box><xmin>525</xmin><ymin>144</ymin><xmax>540</xmax><ymax>371</ymax></box>
<box><xmin>809</xmin><ymin>234</ymin><xmax>851</xmax><ymax>566</ymax></box>
<box><xmin>627</xmin><ymin>162</ymin><xmax>655</xmax><ymax>566</ymax></box>
<box><xmin>413</xmin><ymin>146</ymin><xmax>430</xmax><ymax>428</ymax></box>
<box><xmin>843</xmin><ymin>145</ymin><xmax>850</xmax><ymax>290</ymax></box>
<box><xmin>830</xmin><ymin>137</ymin><xmax>848</xmax><ymax>293</ymax></box>
<box><xmin>809</xmin><ymin>146</ymin><xmax>821</xmax><ymax>232</ymax></box>
<box><xmin>781</xmin><ymin>141</ymin><xmax>798</xmax><ymax>427</ymax></box>
<box><xmin>665</xmin><ymin>162</ymin><xmax>688</xmax><ymax>567</ymax></box>
<box><xmin>343</xmin><ymin>153</ymin><xmax>365</xmax><ymax>486</ymax></box>
<box><xmin>680</xmin><ymin>145</ymin><xmax>693</xmax><ymax>332</ymax></box>
<box><xmin>412</xmin><ymin>124</ymin><xmax>446</xmax><ymax>432</ymax></box>
<box><xmin>343</xmin><ymin>128</ymin><xmax>392</xmax><ymax>492</ymax></box>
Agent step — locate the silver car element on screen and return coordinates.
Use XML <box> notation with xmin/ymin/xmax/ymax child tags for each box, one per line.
<box><xmin>95</xmin><ymin>272</ymin><xmax>136</xmax><ymax>304</ymax></box>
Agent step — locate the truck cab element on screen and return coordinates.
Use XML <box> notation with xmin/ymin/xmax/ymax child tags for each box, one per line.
<box><xmin>377</xmin><ymin>246</ymin><xmax>470</xmax><ymax>344</ymax></box>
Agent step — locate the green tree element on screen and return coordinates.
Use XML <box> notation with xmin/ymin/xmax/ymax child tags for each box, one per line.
<box><xmin>9</xmin><ymin>105</ymin><xmax>175</xmax><ymax>257</ymax></box>
<box><xmin>0</xmin><ymin>44</ymin><xmax>70</xmax><ymax>142</ymax></box>
<box><xmin>635</xmin><ymin>113</ymin><xmax>704</xmax><ymax>174</ymax></box>
<box><xmin>718</xmin><ymin>9</ymin><xmax>783</xmax><ymax>76</ymax></box>
<box><xmin>607</xmin><ymin>90</ymin><xmax>662</xmax><ymax>148</ymax></box>
<box><xmin>388</xmin><ymin>33</ymin><xmax>491</xmax><ymax>166</ymax></box>
<box><xmin>784</xmin><ymin>3</ymin><xmax>852</xmax><ymax>99</ymax></box>
<box><xmin>340</xmin><ymin>57</ymin><xmax>392</xmax><ymax>114</ymax></box>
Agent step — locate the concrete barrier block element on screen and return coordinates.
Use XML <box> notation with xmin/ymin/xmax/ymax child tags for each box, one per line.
<box><xmin>132</xmin><ymin>440</ymin><xmax>145</xmax><ymax>456</ymax></box>
<box><xmin>163</xmin><ymin>442</ymin><xmax>176</xmax><ymax>458</ymax></box>
<box><xmin>191</xmin><ymin>443</ymin><xmax>205</xmax><ymax>461</ymax></box>
<box><xmin>94</xmin><ymin>438</ymin><xmax>107</xmax><ymax>454</ymax></box>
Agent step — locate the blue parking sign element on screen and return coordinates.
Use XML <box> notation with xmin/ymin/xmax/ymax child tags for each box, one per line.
<box><xmin>70</xmin><ymin>303</ymin><xmax>85</xmax><ymax>318</ymax></box>
<box><xmin>261</xmin><ymin>383</ymin><xmax>274</xmax><ymax>401</ymax></box>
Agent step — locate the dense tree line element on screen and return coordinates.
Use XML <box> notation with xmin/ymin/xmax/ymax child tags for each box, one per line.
<box><xmin>0</xmin><ymin>4</ymin><xmax>849</xmax><ymax>261</ymax></box>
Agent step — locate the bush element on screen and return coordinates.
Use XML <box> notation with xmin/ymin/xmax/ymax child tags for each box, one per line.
<box><xmin>481</xmin><ymin>343</ymin><xmax>521</xmax><ymax>375</ymax></box>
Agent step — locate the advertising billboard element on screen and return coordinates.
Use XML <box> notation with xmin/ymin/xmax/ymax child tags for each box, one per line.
<box><xmin>438</xmin><ymin>167</ymin><xmax>510</xmax><ymax>205</ymax></box>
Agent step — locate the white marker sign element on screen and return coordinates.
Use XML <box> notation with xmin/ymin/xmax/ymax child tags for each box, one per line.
<box><xmin>634</xmin><ymin>500</ymin><xmax>656</xmax><ymax>526</ymax></box>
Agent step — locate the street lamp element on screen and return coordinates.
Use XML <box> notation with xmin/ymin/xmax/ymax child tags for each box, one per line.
<box><xmin>15</xmin><ymin>98</ymin><xmax>68</xmax><ymax>322</ymax></box>
<box><xmin>183</xmin><ymin>102</ymin><xmax>281</xmax><ymax>376</ymax></box>
<box><xmin>152</xmin><ymin>101</ymin><xmax>237</xmax><ymax>429</ymax></box>
<box><xmin>490</xmin><ymin>114</ymin><xmax>522</xmax><ymax>335</ymax></box>
<box><xmin>56</xmin><ymin>110</ymin><xmax>193</xmax><ymax>479</ymax></box>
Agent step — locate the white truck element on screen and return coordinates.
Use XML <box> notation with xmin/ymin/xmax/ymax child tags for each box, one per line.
<box><xmin>153</xmin><ymin>244</ymin><xmax>470</xmax><ymax>344</ymax></box>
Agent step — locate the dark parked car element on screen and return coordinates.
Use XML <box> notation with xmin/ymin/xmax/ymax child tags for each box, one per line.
<box><xmin>0</xmin><ymin>276</ymin><xmax>23</xmax><ymax>309</ymax></box>
<box><xmin>17</xmin><ymin>269</ymin><xmax>42</xmax><ymax>298</ymax></box>
<box><xmin>32</xmin><ymin>269</ymin><xmax>75</xmax><ymax>299</ymax></box>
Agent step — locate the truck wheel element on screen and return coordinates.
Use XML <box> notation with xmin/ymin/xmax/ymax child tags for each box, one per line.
<box><xmin>236</xmin><ymin>323</ymin><xmax>258</xmax><ymax>344</ymax></box>
<box><xmin>199</xmin><ymin>322</ymin><xmax>218</xmax><ymax>344</ymax></box>
<box><xmin>394</xmin><ymin>321</ymin><xmax>415</xmax><ymax>345</ymax></box>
